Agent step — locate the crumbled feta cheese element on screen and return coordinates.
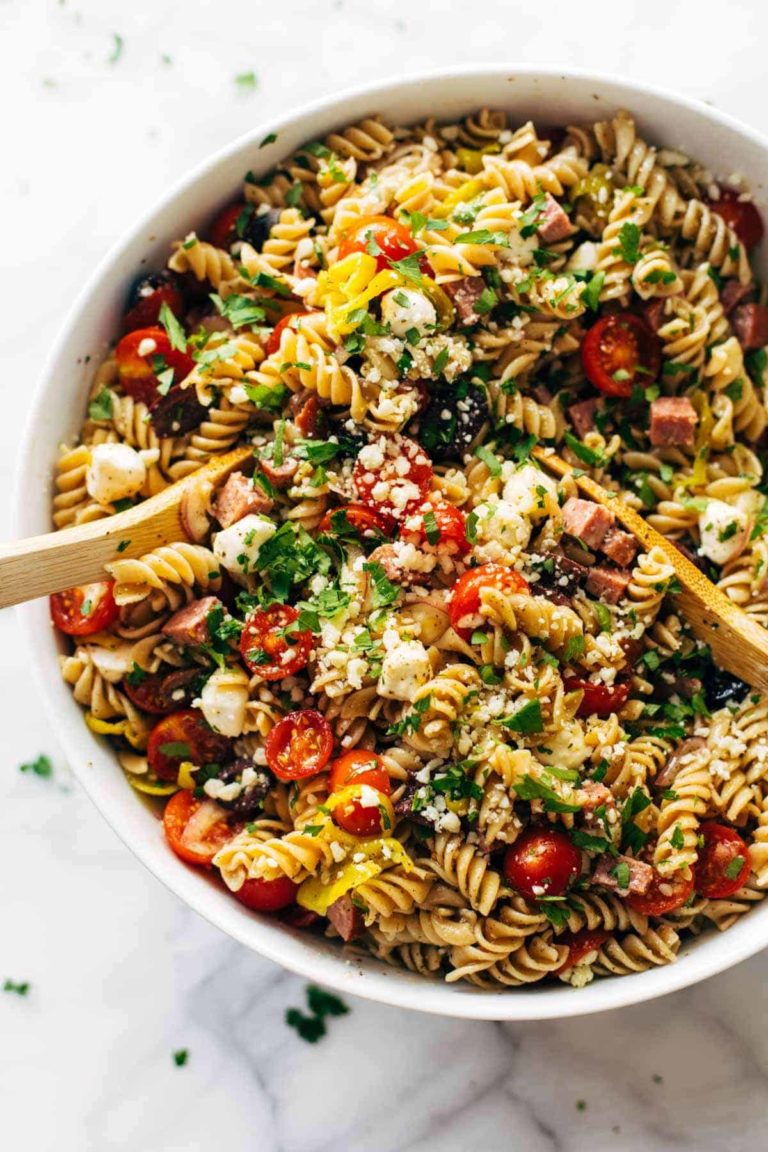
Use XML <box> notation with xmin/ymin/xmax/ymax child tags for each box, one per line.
<box><xmin>502</xmin><ymin>463</ymin><xmax>559</xmax><ymax>521</ymax></box>
<box><xmin>380</xmin><ymin>288</ymin><xmax>437</xmax><ymax>337</ymax></box>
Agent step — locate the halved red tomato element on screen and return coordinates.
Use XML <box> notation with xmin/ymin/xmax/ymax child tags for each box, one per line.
<box><xmin>147</xmin><ymin>709</ymin><xmax>231</xmax><ymax>782</ymax></box>
<box><xmin>50</xmin><ymin>581</ymin><xmax>119</xmax><ymax>637</ymax></box>
<box><xmin>265</xmin><ymin>710</ymin><xmax>333</xmax><ymax>782</ymax></box>
<box><xmin>209</xmin><ymin>202</ymin><xmax>246</xmax><ymax>250</ymax></box>
<box><xmin>318</xmin><ymin>502</ymin><xmax>394</xmax><ymax>537</ymax></box>
<box><xmin>694</xmin><ymin>822</ymin><xmax>751</xmax><ymax>899</ymax></box>
<box><xmin>581</xmin><ymin>312</ymin><xmax>661</xmax><ymax>398</ymax></box>
<box><xmin>708</xmin><ymin>188</ymin><xmax>764</xmax><ymax>249</ymax></box>
<box><xmin>563</xmin><ymin>677</ymin><xmax>631</xmax><ymax>717</ymax></box>
<box><xmin>448</xmin><ymin>564</ymin><xmax>530</xmax><ymax>639</ymax></box>
<box><xmin>626</xmin><ymin>868</ymin><xmax>694</xmax><ymax>917</ymax></box>
<box><xmin>338</xmin><ymin>214</ymin><xmax>418</xmax><ymax>272</ymax></box>
<box><xmin>353</xmin><ymin>435</ymin><xmax>433</xmax><ymax>522</ymax></box>
<box><xmin>328</xmin><ymin>749</ymin><xmax>391</xmax><ymax>837</ymax></box>
<box><xmin>556</xmin><ymin>929</ymin><xmax>609</xmax><ymax>973</ymax></box>
<box><xmin>123</xmin><ymin>273</ymin><xmax>184</xmax><ymax>333</ymax></box>
<box><xmin>409</xmin><ymin>501</ymin><xmax>469</xmax><ymax>554</ymax></box>
<box><xmin>239</xmin><ymin>604</ymin><xmax>313</xmax><ymax>680</ymax></box>
<box><xmin>163</xmin><ymin>789</ymin><xmax>237</xmax><ymax>867</ymax></box>
<box><xmin>115</xmin><ymin>326</ymin><xmax>195</xmax><ymax>405</ymax></box>
<box><xmin>233</xmin><ymin>874</ymin><xmax>299</xmax><ymax>912</ymax></box>
<box><xmin>503</xmin><ymin>827</ymin><xmax>581</xmax><ymax>899</ymax></box>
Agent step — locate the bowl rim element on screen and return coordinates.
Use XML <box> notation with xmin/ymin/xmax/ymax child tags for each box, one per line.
<box><xmin>16</xmin><ymin>62</ymin><xmax>768</xmax><ymax>1020</ymax></box>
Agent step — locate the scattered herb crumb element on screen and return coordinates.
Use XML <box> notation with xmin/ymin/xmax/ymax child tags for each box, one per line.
<box><xmin>116</xmin><ymin>539</ymin><xmax>131</xmax><ymax>553</ymax></box>
<box><xmin>20</xmin><ymin>754</ymin><xmax>53</xmax><ymax>779</ymax></box>
<box><xmin>173</xmin><ymin>1048</ymin><xmax>188</xmax><ymax>1067</ymax></box>
<box><xmin>4</xmin><ymin>980</ymin><xmax>30</xmax><ymax>996</ymax></box>
<box><xmin>42</xmin><ymin>78</ymin><xmax>58</xmax><ymax>89</ymax></box>
<box><xmin>235</xmin><ymin>71</ymin><xmax>257</xmax><ymax>92</ymax></box>
<box><xmin>161</xmin><ymin>54</ymin><xmax>173</xmax><ymax>65</ymax></box>
<box><xmin>652</xmin><ymin>1073</ymin><xmax>663</xmax><ymax>1084</ymax></box>
<box><xmin>108</xmin><ymin>34</ymin><xmax>124</xmax><ymax>65</ymax></box>
<box><xmin>285</xmin><ymin>984</ymin><xmax>349</xmax><ymax>1043</ymax></box>
<box><xmin>259</xmin><ymin>132</ymin><xmax>277</xmax><ymax>149</ymax></box>
<box><xmin>576</xmin><ymin>1099</ymin><xmax>587</xmax><ymax>1112</ymax></box>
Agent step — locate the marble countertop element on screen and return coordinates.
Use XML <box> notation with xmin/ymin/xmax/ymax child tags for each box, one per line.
<box><xmin>3</xmin><ymin>1</ymin><xmax>768</xmax><ymax>1148</ymax></box>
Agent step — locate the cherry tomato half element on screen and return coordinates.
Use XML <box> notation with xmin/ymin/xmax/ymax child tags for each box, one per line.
<box><xmin>563</xmin><ymin>677</ymin><xmax>631</xmax><ymax>717</ymax></box>
<box><xmin>556</xmin><ymin>928</ymin><xmax>609</xmax><ymax>973</ymax></box>
<box><xmin>239</xmin><ymin>604</ymin><xmax>314</xmax><ymax>681</ymax></box>
<box><xmin>318</xmin><ymin>502</ymin><xmax>394</xmax><ymax>538</ymax></box>
<box><xmin>50</xmin><ymin>581</ymin><xmax>119</xmax><ymax>637</ymax></box>
<box><xmin>338</xmin><ymin>214</ymin><xmax>418</xmax><ymax>272</ymax></box>
<box><xmin>123</xmin><ymin>667</ymin><xmax>200</xmax><ymax>716</ymax></box>
<box><xmin>265</xmin><ymin>310</ymin><xmax>311</xmax><ymax>357</ymax></box>
<box><xmin>163</xmin><ymin>790</ymin><xmax>237</xmax><ymax>867</ymax></box>
<box><xmin>209</xmin><ymin>202</ymin><xmax>246</xmax><ymax>250</ymax></box>
<box><xmin>123</xmin><ymin>272</ymin><xmax>184</xmax><ymax>333</ymax></box>
<box><xmin>409</xmin><ymin>501</ymin><xmax>469</xmax><ymax>555</ymax></box>
<box><xmin>353</xmin><ymin>435</ymin><xmax>434</xmax><ymax>522</ymax></box>
<box><xmin>265</xmin><ymin>709</ymin><xmax>334</xmax><ymax>782</ymax></box>
<box><xmin>234</xmin><ymin>874</ymin><xmax>299</xmax><ymax>912</ymax></box>
<box><xmin>503</xmin><ymin>827</ymin><xmax>582</xmax><ymax>899</ymax></box>
<box><xmin>581</xmin><ymin>312</ymin><xmax>661</xmax><ymax>398</ymax></box>
<box><xmin>328</xmin><ymin>749</ymin><xmax>391</xmax><ymax>837</ymax></box>
<box><xmin>694</xmin><ymin>822</ymin><xmax>751</xmax><ymax>899</ymax></box>
<box><xmin>708</xmin><ymin>188</ymin><xmax>764</xmax><ymax>250</ymax></box>
<box><xmin>448</xmin><ymin>564</ymin><xmax>530</xmax><ymax>640</ymax></box>
<box><xmin>147</xmin><ymin>709</ymin><xmax>231</xmax><ymax>782</ymax></box>
<box><xmin>115</xmin><ymin>326</ymin><xmax>195</xmax><ymax>406</ymax></box>
<box><xmin>626</xmin><ymin>868</ymin><xmax>694</xmax><ymax>917</ymax></box>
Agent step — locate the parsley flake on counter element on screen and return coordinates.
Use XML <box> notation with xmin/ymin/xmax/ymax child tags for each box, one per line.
<box><xmin>173</xmin><ymin>1048</ymin><xmax>189</xmax><ymax>1067</ymax></box>
<box><xmin>286</xmin><ymin>984</ymin><xmax>349</xmax><ymax>1043</ymax></box>
<box><xmin>3</xmin><ymin>980</ymin><xmax>30</xmax><ymax>996</ymax></box>
<box><xmin>235</xmin><ymin>71</ymin><xmax>258</xmax><ymax>91</ymax></box>
<box><xmin>108</xmin><ymin>34</ymin><xmax>124</xmax><ymax>65</ymax></box>
<box><xmin>19</xmin><ymin>754</ymin><xmax>53</xmax><ymax>779</ymax></box>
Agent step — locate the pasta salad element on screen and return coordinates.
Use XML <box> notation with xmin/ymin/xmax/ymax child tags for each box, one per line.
<box><xmin>49</xmin><ymin>107</ymin><xmax>768</xmax><ymax>989</ymax></box>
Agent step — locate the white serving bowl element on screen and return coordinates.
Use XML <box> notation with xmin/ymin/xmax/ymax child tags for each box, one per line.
<box><xmin>17</xmin><ymin>65</ymin><xmax>768</xmax><ymax>1020</ymax></box>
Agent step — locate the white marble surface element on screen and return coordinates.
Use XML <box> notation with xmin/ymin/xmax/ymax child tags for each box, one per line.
<box><xmin>3</xmin><ymin>2</ymin><xmax>768</xmax><ymax>1148</ymax></box>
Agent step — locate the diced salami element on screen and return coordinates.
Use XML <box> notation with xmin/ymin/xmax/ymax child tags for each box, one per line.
<box><xmin>213</xmin><ymin>472</ymin><xmax>273</xmax><ymax>529</ymax></box>
<box><xmin>326</xmin><ymin>894</ymin><xmax>364</xmax><ymax>942</ymax></box>
<box><xmin>537</xmin><ymin>192</ymin><xmax>576</xmax><ymax>243</ymax></box>
<box><xmin>649</xmin><ymin>396</ymin><xmax>697</xmax><ymax>448</ymax></box>
<box><xmin>720</xmin><ymin>279</ymin><xmax>755</xmax><ymax>315</ymax></box>
<box><xmin>367</xmin><ymin>544</ymin><xmax>432</xmax><ymax>587</ymax></box>
<box><xmin>601</xmin><ymin>527</ymin><xmax>638</xmax><ymax>567</ymax></box>
<box><xmin>258</xmin><ymin>457</ymin><xmax>299</xmax><ymax>490</ymax></box>
<box><xmin>731</xmin><ymin>302</ymin><xmax>768</xmax><ymax>351</ymax></box>
<box><xmin>149</xmin><ymin>384</ymin><xmax>207</xmax><ymax>437</ymax></box>
<box><xmin>568</xmin><ymin>397</ymin><xmax>601</xmax><ymax>439</ymax></box>
<box><xmin>639</xmin><ymin>298</ymin><xmax>665</xmax><ymax>333</ymax></box>
<box><xmin>289</xmin><ymin>390</ymin><xmax>325</xmax><ymax>439</ymax></box>
<box><xmin>161</xmin><ymin>596</ymin><xmax>222</xmax><ymax>647</ymax></box>
<box><xmin>586</xmin><ymin>565</ymin><xmax>631</xmax><ymax>604</ymax></box>
<box><xmin>442</xmin><ymin>276</ymin><xmax>486</xmax><ymax>325</ymax></box>
<box><xmin>592</xmin><ymin>853</ymin><xmax>654</xmax><ymax>895</ymax></box>
<box><xmin>562</xmin><ymin>497</ymin><xmax>615</xmax><ymax>549</ymax></box>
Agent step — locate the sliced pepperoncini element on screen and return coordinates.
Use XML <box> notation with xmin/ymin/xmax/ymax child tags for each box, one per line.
<box><xmin>455</xmin><ymin>143</ymin><xmax>500</xmax><ymax>175</ymax></box>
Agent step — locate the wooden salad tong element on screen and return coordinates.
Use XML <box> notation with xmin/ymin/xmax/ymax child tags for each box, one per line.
<box><xmin>1</xmin><ymin>442</ymin><xmax>767</xmax><ymax>695</ymax></box>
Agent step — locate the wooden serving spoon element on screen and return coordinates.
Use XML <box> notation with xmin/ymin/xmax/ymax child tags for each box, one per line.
<box><xmin>2</xmin><ymin>441</ymin><xmax>767</xmax><ymax>695</ymax></box>
<box><xmin>0</xmin><ymin>446</ymin><xmax>252</xmax><ymax>609</ymax></box>
<box><xmin>533</xmin><ymin>446</ymin><xmax>768</xmax><ymax>695</ymax></box>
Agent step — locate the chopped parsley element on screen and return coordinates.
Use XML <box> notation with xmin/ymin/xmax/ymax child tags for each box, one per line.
<box><xmin>582</xmin><ymin>270</ymin><xmax>606</xmax><ymax>311</ymax></box>
<box><xmin>286</xmin><ymin>984</ymin><xmax>349</xmax><ymax>1043</ymax></box>
<box><xmin>499</xmin><ymin>699</ymin><xmax>543</xmax><ymax>735</ymax></box>
<box><xmin>158</xmin><ymin>741</ymin><xmax>191</xmax><ymax>758</ymax></box>
<box><xmin>617</xmin><ymin>221</ymin><xmax>641</xmax><ymax>264</ymax></box>
<box><xmin>19</xmin><ymin>754</ymin><xmax>53</xmax><ymax>779</ymax></box>
<box><xmin>363</xmin><ymin>561</ymin><xmax>400</xmax><ymax>609</ymax></box>
<box><xmin>88</xmin><ymin>388</ymin><xmax>113</xmax><ymax>422</ymax></box>
<box><xmin>173</xmin><ymin>1049</ymin><xmax>189</xmax><ymax>1067</ymax></box>
<box><xmin>387</xmin><ymin>695</ymin><xmax>432</xmax><ymax>737</ymax></box>
<box><xmin>474</xmin><ymin>444</ymin><xmax>502</xmax><ymax>476</ymax></box>
<box><xmin>3</xmin><ymin>980</ymin><xmax>30</xmax><ymax>996</ymax></box>
<box><xmin>724</xmin><ymin>854</ymin><xmax>746</xmax><ymax>880</ymax></box>
<box><xmin>235</xmin><ymin>70</ymin><xmax>258</xmax><ymax>90</ymax></box>
<box><xmin>107</xmin><ymin>33</ymin><xmax>124</xmax><ymax>64</ymax></box>
<box><xmin>158</xmin><ymin>301</ymin><xmax>187</xmax><ymax>351</ymax></box>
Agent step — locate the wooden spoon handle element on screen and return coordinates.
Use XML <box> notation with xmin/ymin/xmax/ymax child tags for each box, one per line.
<box><xmin>0</xmin><ymin>446</ymin><xmax>252</xmax><ymax>610</ymax></box>
<box><xmin>535</xmin><ymin>448</ymin><xmax>768</xmax><ymax>695</ymax></box>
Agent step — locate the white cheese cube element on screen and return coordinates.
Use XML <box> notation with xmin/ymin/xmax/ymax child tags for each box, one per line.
<box><xmin>213</xmin><ymin>514</ymin><xmax>276</xmax><ymax>580</ymax></box>
<box><xmin>86</xmin><ymin>443</ymin><xmax>146</xmax><ymax>505</ymax></box>
<box><xmin>502</xmin><ymin>464</ymin><xmax>559</xmax><ymax>521</ymax></box>
<box><xmin>198</xmin><ymin>667</ymin><xmax>249</xmax><ymax>737</ymax></box>
<box><xmin>698</xmin><ymin>499</ymin><xmax>749</xmax><ymax>565</ymax></box>
<box><xmin>380</xmin><ymin>289</ymin><xmax>437</xmax><ymax>338</ymax></box>
<box><xmin>377</xmin><ymin>639</ymin><xmax>431</xmax><ymax>701</ymax></box>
